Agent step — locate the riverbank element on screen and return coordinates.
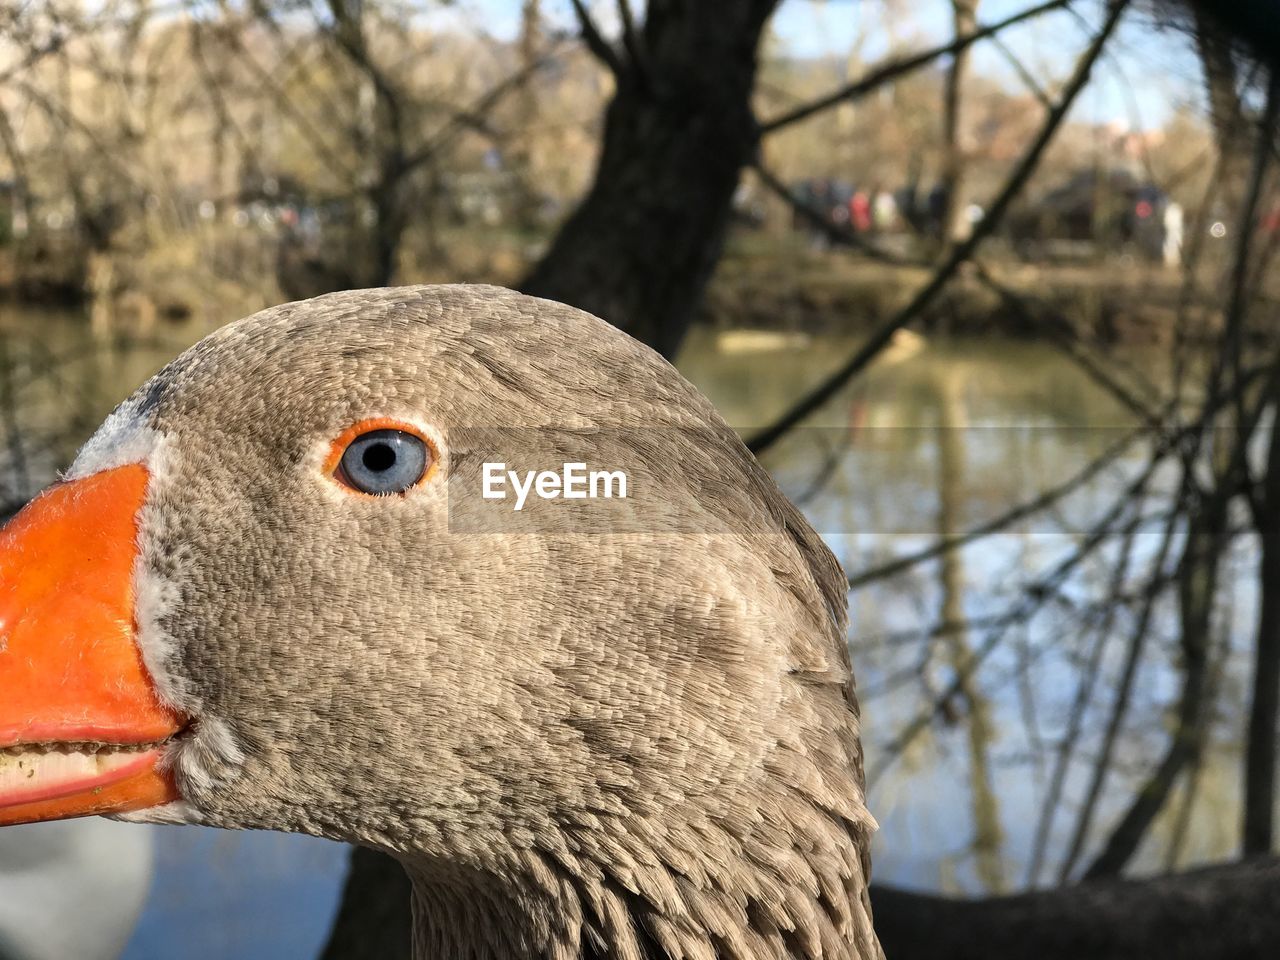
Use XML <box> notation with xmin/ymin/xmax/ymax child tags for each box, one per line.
<box><xmin>703</xmin><ymin>243</ymin><xmax>1247</xmax><ymax>345</ymax></box>
<box><xmin>0</xmin><ymin>231</ymin><xmax>1257</xmax><ymax>346</ymax></box>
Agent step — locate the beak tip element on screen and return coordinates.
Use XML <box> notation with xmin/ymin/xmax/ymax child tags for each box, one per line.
<box><xmin>0</xmin><ymin>464</ymin><xmax>183</xmax><ymax>825</ymax></box>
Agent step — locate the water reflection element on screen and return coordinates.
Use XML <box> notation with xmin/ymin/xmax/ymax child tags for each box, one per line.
<box><xmin>687</xmin><ymin>325</ymin><xmax>1248</xmax><ymax>895</ymax></box>
<box><xmin>0</xmin><ymin>307</ymin><xmax>1254</xmax><ymax>958</ymax></box>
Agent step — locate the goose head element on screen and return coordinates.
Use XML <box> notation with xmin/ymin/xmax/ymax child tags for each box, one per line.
<box><xmin>0</xmin><ymin>286</ymin><xmax>880</xmax><ymax>959</ymax></box>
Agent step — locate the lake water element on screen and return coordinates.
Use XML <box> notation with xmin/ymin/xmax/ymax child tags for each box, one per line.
<box><xmin>0</xmin><ymin>305</ymin><xmax>1257</xmax><ymax>959</ymax></box>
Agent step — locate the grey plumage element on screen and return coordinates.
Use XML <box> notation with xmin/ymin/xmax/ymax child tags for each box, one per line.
<box><xmin>83</xmin><ymin>285</ymin><xmax>882</xmax><ymax>959</ymax></box>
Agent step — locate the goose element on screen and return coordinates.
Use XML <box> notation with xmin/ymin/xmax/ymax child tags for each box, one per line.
<box><xmin>0</xmin><ymin>285</ymin><xmax>883</xmax><ymax>960</ymax></box>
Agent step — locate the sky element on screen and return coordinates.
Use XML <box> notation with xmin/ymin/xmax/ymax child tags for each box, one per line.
<box><xmin>423</xmin><ymin>0</ymin><xmax>1207</xmax><ymax>132</ymax></box>
<box><xmin>771</xmin><ymin>0</ymin><xmax>1205</xmax><ymax>124</ymax></box>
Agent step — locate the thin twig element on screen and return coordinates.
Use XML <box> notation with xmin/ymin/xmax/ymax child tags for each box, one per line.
<box><xmin>747</xmin><ymin>2</ymin><xmax>1128</xmax><ymax>457</ymax></box>
<box><xmin>868</xmin><ymin>430</ymin><xmax>1152</xmax><ymax>787</ymax></box>
<box><xmin>847</xmin><ymin>420</ymin><xmax>1150</xmax><ymax>590</ymax></box>
<box><xmin>759</xmin><ymin>0</ymin><xmax>1071</xmax><ymax>134</ymax></box>
<box><xmin>1025</xmin><ymin>508</ymin><xmax>1143</xmax><ymax>886</ymax></box>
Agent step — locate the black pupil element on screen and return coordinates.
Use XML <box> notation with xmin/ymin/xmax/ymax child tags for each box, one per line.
<box><xmin>362</xmin><ymin>442</ymin><xmax>396</xmax><ymax>473</ymax></box>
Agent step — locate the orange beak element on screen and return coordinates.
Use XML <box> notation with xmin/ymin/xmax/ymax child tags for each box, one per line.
<box><xmin>0</xmin><ymin>464</ymin><xmax>185</xmax><ymax>825</ymax></box>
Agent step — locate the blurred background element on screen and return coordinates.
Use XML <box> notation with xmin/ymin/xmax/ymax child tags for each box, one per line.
<box><xmin>0</xmin><ymin>0</ymin><xmax>1278</xmax><ymax>958</ymax></box>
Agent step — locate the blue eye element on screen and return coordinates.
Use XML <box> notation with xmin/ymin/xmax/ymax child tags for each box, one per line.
<box><xmin>337</xmin><ymin>429</ymin><xmax>429</xmax><ymax>496</ymax></box>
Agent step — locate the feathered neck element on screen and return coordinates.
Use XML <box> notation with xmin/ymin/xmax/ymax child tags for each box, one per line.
<box><xmin>400</xmin><ymin>776</ymin><xmax>882</xmax><ymax>960</ymax></box>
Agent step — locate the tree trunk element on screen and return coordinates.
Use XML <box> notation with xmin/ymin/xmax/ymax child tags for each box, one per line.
<box><xmin>872</xmin><ymin>857</ymin><xmax>1280</xmax><ymax>960</ymax></box>
<box><xmin>1083</xmin><ymin>487</ymin><xmax>1229</xmax><ymax>879</ymax></box>
<box><xmin>333</xmin><ymin>0</ymin><xmax>408</xmax><ymax>289</ymax></box>
<box><xmin>319</xmin><ymin>847</ymin><xmax>412</xmax><ymax>960</ymax></box>
<box><xmin>935</xmin><ymin>367</ymin><xmax>1005</xmax><ymax>892</ymax></box>
<box><xmin>322</xmin><ymin>5</ymin><xmax>782</xmax><ymax>954</ymax></box>
<box><xmin>1185</xmin><ymin>0</ymin><xmax>1280</xmax><ymax>76</ymax></box>
<box><xmin>323</xmin><ymin>847</ymin><xmax>1280</xmax><ymax>960</ymax></box>
<box><xmin>511</xmin><ymin>0</ymin><xmax>543</xmax><ymax>231</ymax></box>
<box><xmin>1192</xmin><ymin>6</ymin><xmax>1250</xmax><ymax>199</ymax></box>
<box><xmin>520</xmin><ymin>0</ymin><xmax>781</xmax><ymax>359</ymax></box>
<box><xmin>938</xmin><ymin>0</ymin><xmax>979</xmax><ymax>250</ymax></box>
<box><xmin>1244</xmin><ymin>394</ymin><xmax>1280</xmax><ymax>854</ymax></box>
<box><xmin>320</xmin><ymin>5</ymin><xmax>1276</xmax><ymax>958</ymax></box>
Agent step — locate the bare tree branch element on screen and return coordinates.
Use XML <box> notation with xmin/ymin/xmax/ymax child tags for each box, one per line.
<box><xmin>750</xmin><ymin>161</ymin><xmax>913</xmax><ymax>267</ymax></box>
<box><xmin>759</xmin><ymin>0</ymin><xmax>1071</xmax><ymax>135</ymax></box>
<box><xmin>971</xmin><ymin>264</ymin><xmax>1166</xmax><ymax>426</ymax></box>
<box><xmin>747</xmin><ymin>1</ymin><xmax>1128</xmax><ymax>457</ymax></box>
<box><xmin>569</xmin><ymin>0</ymin><xmax>625</xmax><ymax>78</ymax></box>
<box><xmin>616</xmin><ymin>0</ymin><xmax>652</xmax><ymax>89</ymax></box>
<box><xmin>988</xmin><ymin>32</ymin><xmax>1052</xmax><ymax>107</ymax></box>
<box><xmin>1058</xmin><ymin>506</ymin><xmax>1181</xmax><ymax>881</ymax></box>
<box><xmin>867</xmin><ymin>447</ymin><xmax>1154</xmax><ymax>788</ymax></box>
<box><xmin>400</xmin><ymin>49</ymin><xmax>565</xmax><ymax>174</ymax></box>
<box><xmin>1026</xmin><ymin>514</ymin><xmax>1143</xmax><ymax>886</ymax></box>
<box><xmin>846</xmin><ymin>421</ymin><xmax>1152</xmax><ymax>591</ymax></box>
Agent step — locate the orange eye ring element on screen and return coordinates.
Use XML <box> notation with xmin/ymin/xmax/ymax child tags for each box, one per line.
<box><xmin>325</xmin><ymin>418</ymin><xmax>438</xmax><ymax>496</ymax></box>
